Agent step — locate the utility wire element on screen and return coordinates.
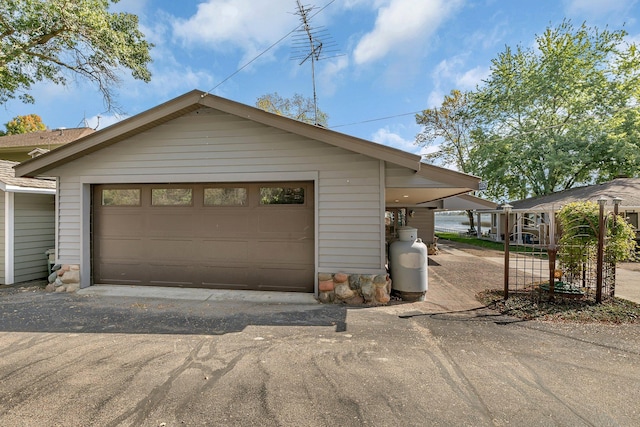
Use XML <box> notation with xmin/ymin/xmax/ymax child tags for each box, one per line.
<box><xmin>330</xmin><ymin>110</ymin><xmax>424</xmax><ymax>128</ymax></box>
<box><xmin>202</xmin><ymin>0</ymin><xmax>336</xmax><ymax>96</ymax></box>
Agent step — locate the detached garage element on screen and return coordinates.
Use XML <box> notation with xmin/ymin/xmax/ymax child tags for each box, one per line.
<box><xmin>15</xmin><ymin>91</ymin><xmax>480</xmax><ymax>303</ymax></box>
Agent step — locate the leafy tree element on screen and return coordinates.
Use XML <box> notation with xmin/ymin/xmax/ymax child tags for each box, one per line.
<box><xmin>0</xmin><ymin>0</ymin><xmax>153</xmax><ymax>109</ymax></box>
<box><xmin>256</xmin><ymin>92</ymin><xmax>328</xmax><ymax>126</ymax></box>
<box><xmin>416</xmin><ymin>89</ymin><xmax>480</xmax><ymax>229</ymax></box>
<box><xmin>3</xmin><ymin>114</ymin><xmax>47</xmax><ymax>135</ymax></box>
<box><xmin>470</xmin><ymin>21</ymin><xmax>640</xmax><ymax>201</ymax></box>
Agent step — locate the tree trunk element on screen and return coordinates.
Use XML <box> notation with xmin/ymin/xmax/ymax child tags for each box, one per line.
<box><xmin>466</xmin><ymin>209</ymin><xmax>476</xmax><ymax>232</ymax></box>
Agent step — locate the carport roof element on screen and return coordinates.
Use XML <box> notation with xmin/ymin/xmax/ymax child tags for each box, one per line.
<box><xmin>14</xmin><ymin>90</ymin><xmax>480</xmax><ymax>200</ymax></box>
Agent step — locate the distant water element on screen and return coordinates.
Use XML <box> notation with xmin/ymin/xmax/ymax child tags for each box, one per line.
<box><xmin>434</xmin><ymin>213</ymin><xmax>469</xmax><ymax>232</ymax></box>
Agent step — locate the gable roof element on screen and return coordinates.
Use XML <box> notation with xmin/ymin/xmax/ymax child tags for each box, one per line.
<box><xmin>0</xmin><ymin>160</ymin><xmax>55</xmax><ymax>193</ymax></box>
<box><xmin>510</xmin><ymin>178</ymin><xmax>640</xmax><ymax>210</ymax></box>
<box><xmin>14</xmin><ymin>90</ymin><xmax>479</xmax><ymax>193</ymax></box>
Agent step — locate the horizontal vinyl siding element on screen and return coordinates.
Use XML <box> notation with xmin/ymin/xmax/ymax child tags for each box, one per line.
<box><xmin>51</xmin><ymin>108</ymin><xmax>384</xmax><ymax>273</ymax></box>
<box><xmin>13</xmin><ymin>193</ymin><xmax>55</xmax><ymax>282</ymax></box>
<box><xmin>317</xmin><ymin>164</ymin><xmax>381</xmax><ymax>270</ymax></box>
<box><xmin>408</xmin><ymin>209</ymin><xmax>435</xmax><ymax>245</ymax></box>
<box><xmin>57</xmin><ymin>176</ymin><xmax>82</xmax><ymax>263</ymax></box>
<box><xmin>0</xmin><ymin>193</ymin><xmax>5</xmax><ymax>283</ymax></box>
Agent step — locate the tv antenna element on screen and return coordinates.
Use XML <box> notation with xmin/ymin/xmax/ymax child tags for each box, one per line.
<box><xmin>291</xmin><ymin>0</ymin><xmax>341</xmax><ymax>125</ymax></box>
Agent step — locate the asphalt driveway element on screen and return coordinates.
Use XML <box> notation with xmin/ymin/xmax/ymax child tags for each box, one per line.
<box><xmin>1</xmin><ymin>242</ymin><xmax>639</xmax><ymax>426</ymax></box>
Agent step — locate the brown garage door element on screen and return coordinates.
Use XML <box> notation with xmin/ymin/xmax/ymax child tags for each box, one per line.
<box><xmin>92</xmin><ymin>182</ymin><xmax>314</xmax><ymax>292</ymax></box>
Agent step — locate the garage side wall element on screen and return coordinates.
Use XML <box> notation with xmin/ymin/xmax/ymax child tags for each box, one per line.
<box><xmin>14</xmin><ymin>193</ymin><xmax>55</xmax><ymax>282</ymax></box>
<box><xmin>0</xmin><ymin>192</ymin><xmax>5</xmax><ymax>284</ymax></box>
<box><xmin>408</xmin><ymin>209</ymin><xmax>435</xmax><ymax>245</ymax></box>
<box><xmin>48</xmin><ymin>108</ymin><xmax>386</xmax><ymax>286</ymax></box>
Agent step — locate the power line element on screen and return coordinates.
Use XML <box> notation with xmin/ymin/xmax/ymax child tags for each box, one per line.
<box><xmin>330</xmin><ymin>110</ymin><xmax>423</xmax><ymax>129</ymax></box>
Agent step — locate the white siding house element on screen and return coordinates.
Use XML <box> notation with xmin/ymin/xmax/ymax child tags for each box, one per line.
<box><xmin>15</xmin><ymin>91</ymin><xmax>480</xmax><ymax>303</ymax></box>
<box><xmin>0</xmin><ymin>160</ymin><xmax>55</xmax><ymax>284</ymax></box>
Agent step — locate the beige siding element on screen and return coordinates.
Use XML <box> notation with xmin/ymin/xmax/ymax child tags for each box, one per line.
<box><xmin>50</xmin><ymin>108</ymin><xmax>384</xmax><ymax>273</ymax></box>
<box><xmin>57</xmin><ymin>176</ymin><xmax>82</xmax><ymax>262</ymax></box>
<box><xmin>408</xmin><ymin>209</ymin><xmax>435</xmax><ymax>245</ymax></box>
<box><xmin>14</xmin><ymin>193</ymin><xmax>55</xmax><ymax>282</ymax></box>
<box><xmin>0</xmin><ymin>192</ymin><xmax>5</xmax><ymax>284</ymax></box>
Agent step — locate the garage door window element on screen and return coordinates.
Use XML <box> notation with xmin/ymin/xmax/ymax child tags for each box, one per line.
<box><xmin>151</xmin><ymin>188</ymin><xmax>193</xmax><ymax>206</ymax></box>
<box><xmin>260</xmin><ymin>187</ymin><xmax>305</xmax><ymax>205</ymax></box>
<box><xmin>204</xmin><ymin>187</ymin><xmax>247</xmax><ymax>206</ymax></box>
<box><xmin>101</xmin><ymin>189</ymin><xmax>141</xmax><ymax>206</ymax></box>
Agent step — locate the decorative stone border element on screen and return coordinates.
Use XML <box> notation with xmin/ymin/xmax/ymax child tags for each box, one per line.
<box><xmin>46</xmin><ymin>264</ymin><xmax>80</xmax><ymax>293</ymax></box>
<box><xmin>318</xmin><ymin>273</ymin><xmax>391</xmax><ymax>305</ymax></box>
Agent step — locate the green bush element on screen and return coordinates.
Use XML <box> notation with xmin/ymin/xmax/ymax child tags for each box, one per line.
<box><xmin>557</xmin><ymin>201</ymin><xmax>636</xmax><ymax>275</ymax></box>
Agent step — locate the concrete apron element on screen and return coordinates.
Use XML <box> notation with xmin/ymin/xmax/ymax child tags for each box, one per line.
<box><xmin>77</xmin><ymin>285</ymin><xmax>319</xmax><ymax>305</ymax></box>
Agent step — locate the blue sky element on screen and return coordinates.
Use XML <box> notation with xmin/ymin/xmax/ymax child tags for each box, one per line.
<box><xmin>2</xmin><ymin>0</ymin><xmax>639</xmax><ymax>157</ymax></box>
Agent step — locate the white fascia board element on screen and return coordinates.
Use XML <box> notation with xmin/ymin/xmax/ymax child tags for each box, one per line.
<box><xmin>4</xmin><ymin>185</ymin><xmax>56</xmax><ymax>195</ymax></box>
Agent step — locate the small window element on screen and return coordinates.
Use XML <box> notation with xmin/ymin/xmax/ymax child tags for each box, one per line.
<box><xmin>204</xmin><ymin>188</ymin><xmax>247</xmax><ymax>206</ymax></box>
<box><xmin>260</xmin><ymin>187</ymin><xmax>305</xmax><ymax>205</ymax></box>
<box><xmin>151</xmin><ymin>188</ymin><xmax>193</xmax><ymax>206</ymax></box>
<box><xmin>626</xmin><ymin>212</ymin><xmax>639</xmax><ymax>229</ymax></box>
<box><xmin>102</xmin><ymin>189</ymin><xmax>140</xmax><ymax>206</ymax></box>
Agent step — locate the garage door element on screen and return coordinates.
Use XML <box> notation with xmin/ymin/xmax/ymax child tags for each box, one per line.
<box><xmin>92</xmin><ymin>182</ymin><xmax>314</xmax><ymax>292</ymax></box>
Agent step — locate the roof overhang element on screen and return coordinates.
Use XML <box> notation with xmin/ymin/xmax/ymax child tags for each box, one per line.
<box><xmin>385</xmin><ymin>163</ymin><xmax>482</xmax><ymax>206</ymax></box>
<box><xmin>440</xmin><ymin>193</ymin><xmax>498</xmax><ymax>210</ymax></box>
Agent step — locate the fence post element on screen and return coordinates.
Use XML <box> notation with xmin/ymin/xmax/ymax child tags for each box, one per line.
<box><xmin>548</xmin><ymin>245</ymin><xmax>557</xmax><ymax>301</ymax></box>
<box><xmin>596</xmin><ymin>198</ymin><xmax>606</xmax><ymax>303</ymax></box>
<box><xmin>611</xmin><ymin>197</ymin><xmax>622</xmax><ymax>297</ymax></box>
<box><xmin>502</xmin><ymin>204</ymin><xmax>512</xmax><ymax>300</ymax></box>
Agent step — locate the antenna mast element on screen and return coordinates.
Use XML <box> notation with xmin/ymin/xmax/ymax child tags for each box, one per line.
<box><xmin>291</xmin><ymin>1</ymin><xmax>341</xmax><ymax>125</ymax></box>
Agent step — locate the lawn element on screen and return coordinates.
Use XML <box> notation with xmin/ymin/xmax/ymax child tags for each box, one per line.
<box><xmin>435</xmin><ymin>232</ymin><xmax>547</xmax><ymax>256</ymax></box>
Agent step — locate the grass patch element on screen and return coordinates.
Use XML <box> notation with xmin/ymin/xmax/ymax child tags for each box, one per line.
<box><xmin>436</xmin><ymin>232</ymin><xmax>547</xmax><ymax>256</ymax></box>
<box><xmin>477</xmin><ymin>289</ymin><xmax>640</xmax><ymax>324</ymax></box>
<box><xmin>436</xmin><ymin>232</ymin><xmax>504</xmax><ymax>250</ymax></box>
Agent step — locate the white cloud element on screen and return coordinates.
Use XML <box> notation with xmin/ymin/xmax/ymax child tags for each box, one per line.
<box><xmin>353</xmin><ymin>0</ymin><xmax>464</xmax><ymax>65</ymax></box>
<box><xmin>372</xmin><ymin>127</ymin><xmax>418</xmax><ymax>153</ymax></box>
<box><xmin>426</xmin><ymin>90</ymin><xmax>445</xmax><ymax>109</ymax></box>
<box><xmin>148</xmin><ymin>67</ymin><xmax>216</xmax><ymax>97</ymax></box>
<box><xmin>319</xmin><ymin>56</ymin><xmax>350</xmax><ymax>96</ymax></box>
<box><xmin>425</xmin><ymin>56</ymin><xmax>487</xmax><ymax>107</ymax></box>
<box><xmin>371</xmin><ymin>126</ymin><xmax>438</xmax><ymax>157</ymax></box>
<box><xmin>455</xmin><ymin>66</ymin><xmax>490</xmax><ymax>90</ymax></box>
<box><xmin>171</xmin><ymin>0</ymin><xmax>297</xmax><ymax>59</ymax></box>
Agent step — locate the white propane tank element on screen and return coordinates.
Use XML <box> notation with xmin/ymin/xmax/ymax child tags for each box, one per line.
<box><xmin>389</xmin><ymin>227</ymin><xmax>428</xmax><ymax>301</ymax></box>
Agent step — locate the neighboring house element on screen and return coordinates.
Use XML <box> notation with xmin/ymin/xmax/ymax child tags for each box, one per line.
<box><xmin>0</xmin><ymin>127</ymin><xmax>95</xmax><ymax>162</ymax></box>
<box><xmin>0</xmin><ymin>160</ymin><xmax>55</xmax><ymax>284</ymax></box>
<box><xmin>484</xmin><ymin>178</ymin><xmax>640</xmax><ymax>244</ymax></box>
<box><xmin>15</xmin><ymin>90</ymin><xmax>481</xmax><ymax>302</ymax></box>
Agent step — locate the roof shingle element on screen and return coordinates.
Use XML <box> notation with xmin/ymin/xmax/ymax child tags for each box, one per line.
<box><xmin>0</xmin><ymin>127</ymin><xmax>94</xmax><ymax>148</ymax></box>
<box><xmin>0</xmin><ymin>160</ymin><xmax>55</xmax><ymax>190</ymax></box>
<box><xmin>510</xmin><ymin>178</ymin><xmax>640</xmax><ymax>210</ymax></box>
